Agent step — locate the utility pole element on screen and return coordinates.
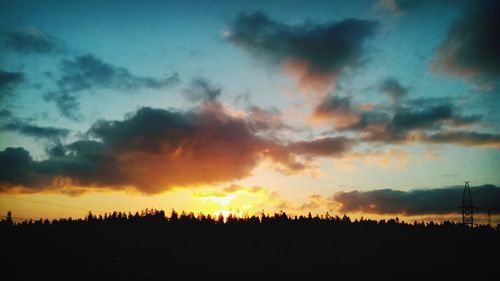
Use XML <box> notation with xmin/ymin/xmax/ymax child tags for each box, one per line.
<box><xmin>462</xmin><ymin>181</ymin><xmax>474</xmax><ymax>226</ymax></box>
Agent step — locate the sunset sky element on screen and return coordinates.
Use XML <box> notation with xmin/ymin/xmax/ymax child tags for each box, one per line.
<box><xmin>1</xmin><ymin>0</ymin><xmax>499</xmax><ymax>223</ymax></box>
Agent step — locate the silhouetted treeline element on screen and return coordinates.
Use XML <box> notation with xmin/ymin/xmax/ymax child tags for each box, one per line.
<box><xmin>1</xmin><ymin>209</ymin><xmax>498</xmax><ymax>281</ymax></box>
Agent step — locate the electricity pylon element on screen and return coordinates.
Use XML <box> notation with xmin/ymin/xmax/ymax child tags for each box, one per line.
<box><xmin>462</xmin><ymin>181</ymin><xmax>474</xmax><ymax>226</ymax></box>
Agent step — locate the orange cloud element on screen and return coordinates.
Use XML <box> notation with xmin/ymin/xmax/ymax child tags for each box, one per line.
<box><xmin>283</xmin><ymin>59</ymin><xmax>337</xmax><ymax>96</ymax></box>
<box><xmin>0</xmin><ymin>104</ymin><xmax>354</xmax><ymax>194</ymax></box>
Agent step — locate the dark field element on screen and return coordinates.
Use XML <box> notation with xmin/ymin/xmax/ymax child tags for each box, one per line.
<box><xmin>1</xmin><ymin>211</ymin><xmax>498</xmax><ymax>280</ymax></box>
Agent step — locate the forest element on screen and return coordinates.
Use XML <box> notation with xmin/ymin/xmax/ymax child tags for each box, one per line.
<box><xmin>1</xmin><ymin>209</ymin><xmax>498</xmax><ymax>280</ymax></box>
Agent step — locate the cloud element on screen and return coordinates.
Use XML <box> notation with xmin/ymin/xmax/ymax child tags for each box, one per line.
<box><xmin>0</xmin><ymin>70</ymin><xmax>25</xmax><ymax>100</ymax></box>
<box><xmin>333</xmin><ymin>185</ymin><xmax>500</xmax><ymax>215</ymax></box>
<box><xmin>1</xmin><ymin>121</ymin><xmax>70</xmax><ymax>140</ymax></box>
<box><xmin>422</xmin><ymin>131</ymin><xmax>500</xmax><ymax>148</ymax></box>
<box><xmin>310</xmin><ymin>85</ymin><xmax>484</xmax><ymax>146</ymax></box>
<box><xmin>0</xmin><ymin>103</ymin><xmax>353</xmax><ymax>194</ymax></box>
<box><xmin>0</xmin><ymin>109</ymin><xmax>70</xmax><ymax>140</ymax></box>
<box><xmin>226</xmin><ymin>11</ymin><xmax>379</xmax><ymax>94</ymax></box>
<box><xmin>56</xmin><ymin>54</ymin><xmax>180</xmax><ymax>92</ymax></box>
<box><xmin>44</xmin><ymin>54</ymin><xmax>180</xmax><ymax>120</ymax></box>
<box><xmin>379</xmin><ymin>78</ymin><xmax>407</xmax><ymax>104</ymax></box>
<box><xmin>182</xmin><ymin>77</ymin><xmax>222</xmax><ymax>103</ymax></box>
<box><xmin>298</xmin><ymin>194</ymin><xmax>339</xmax><ymax>212</ymax></box>
<box><xmin>337</xmin><ymin>97</ymin><xmax>483</xmax><ymax>144</ymax></box>
<box><xmin>2</xmin><ymin>26</ymin><xmax>65</xmax><ymax>54</ymax></box>
<box><xmin>313</xmin><ymin>84</ymin><xmax>491</xmax><ymax>147</ymax></box>
<box><xmin>432</xmin><ymin>0</ymin><xmax>500</xmax><ymax>92</ymax></box>
<box><xmin>246</xmin><ymin>106</ymin><xmax>290</xmax><ymax>133</ymax></box>
<box><xmin>44</xmin><ymin>91</ymin><xmax>82</xmax><ymax>121</ymax></box>
<box><xmin>288</xmin><ymin>137</ymin><xmax>353</xmax><ymax>158</ymax></box>
<box><xmin>311</xmin><ymin>95</ymin><xmax>360</xmax><ymax>128</ymax></box>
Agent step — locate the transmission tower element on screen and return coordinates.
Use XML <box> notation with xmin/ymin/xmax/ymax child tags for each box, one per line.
<box><xmin>462</xmin><ymin>181</ymin><xmax>474</xmax><ymax>226</ymax></box>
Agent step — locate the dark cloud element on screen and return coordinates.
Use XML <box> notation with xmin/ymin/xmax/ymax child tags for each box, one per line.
<box><xmin>44</xmin><ymin>54</ymin><xmax>180</xmax><ymax>120</ymax></box>
<box><xmin>1</xmin><ymin>122</ymin><xmax>69</xmax><ymax>140</ymax></box>
<box><xmin>288</xmin><ymin>137</ymin><xmax>352</xmax><ymax>158</ymax></box>
<box><xmin>391</xmin><ymin>105</ymin><xmax>463</xmax><ymax>130</ymax></box>
<box><xmin>2</xmin><ymin>27</ymin><xmax>65</xmax><ymax>54</ymax></box>
<box><xmin>422</xmin><ymin>131</ymin><xmax>500</xmax><ymax>147</ymax></box>
<box><xmin>0</xmin><ymin>70</ymin><xmax>24</xmax><ymax>89</ymax></box>
<box><xmin>433</xmin><ymin>0</ymin><xmax>500</xmax><ymax>92</ymax></box>
<box><xmin>311</xmin><ymin>95</ymin><xmax>360</xmax><ymax>127</ymax></box>
<box><xmin>0</xmin><ymin>109</ymin><xmax>70</xmax><ymax>140</ymax></box>
<box><xmin>334</xmin><ymin>185</ymin><xmax>500</xmax><ymax>215</ymax></box>
<box><xmin>380</xmin><ymin>78</ymin><xmax>407</xmax><ymax>104</ymax></box>
<box><xmin>313</xmin><ymin>88</ymin><xmax>483</xmax><ymax>145</ymax></box>
<box><xmin>0</xmin><ymin>70</ymin><xmax>25</xmax><ymax>100</ymax></box>
<box><xmin>0</xmin><ymin>147</ymin><xmax>38</xmax><ymax>188</ymax></box>
<box><xmin>313</xmin><ymin>95</ymin><xmax>352</xmax><ymax>117</ymax></box>
<box><xmin>0</xmin><ymin>103</ymin><xmax>353</xmax><ymax>194</ymax></box>
<box><xmin>226</xmin><ymin>11</ymin><xmax>379</xmax><ymax>93</ymax></box>
<box><xmin>182</xmin><ymin>78</ymin><xmax>222</xmax><ymax>103</ymax></box>
<box><xmin>338</xmin><ymin>99</ymin><xmax>483</xmax><ymax>144</ymax></box>
<box><xmin>0</xmin><ymin>109</ymin><xmax>12</xmax><ymax>119</ymax></box>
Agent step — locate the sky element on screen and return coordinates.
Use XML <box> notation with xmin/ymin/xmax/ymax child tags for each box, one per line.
<box><xmin>1</xmin><ymin>0</ymin><xmax>499</xmax><ymax>223</ymax></box>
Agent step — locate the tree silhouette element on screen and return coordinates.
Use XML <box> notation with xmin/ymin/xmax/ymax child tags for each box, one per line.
<box><xmin>1</xmin><ymin>209</ymin><xmax>498</xmax><ymax>280</ymax></box>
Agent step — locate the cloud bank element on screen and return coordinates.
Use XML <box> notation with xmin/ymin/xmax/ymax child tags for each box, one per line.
<box><xmin>334</xmin><ymin>185</ymin><xmax>500</xmax><ymax>215</ymax></box>
<box><xmin>0</xmin><ymin>103</ymin><xmax>353</xmax><ymax>194</ymax></box>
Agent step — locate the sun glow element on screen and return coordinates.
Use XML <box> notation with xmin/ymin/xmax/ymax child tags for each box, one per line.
<box><xmin>190</xmin><ymin>185</ymin><xmax>275</xmax><ymax>217</ymax></box>
<box><xmin>214</xmin><ymin>209</ymin><xmax>244</xmax><ymax>222</ymax></box>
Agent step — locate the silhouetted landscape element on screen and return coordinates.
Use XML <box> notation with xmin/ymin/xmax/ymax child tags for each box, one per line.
<box><xmin>2</xmin><ymin>0</ymin><xmax>500</xmax><ymax>280</ymax></box>
<box><xmin>1</xmin><ymin>210</ymin><xmax>498</xmax><ymax>280</ymax></box>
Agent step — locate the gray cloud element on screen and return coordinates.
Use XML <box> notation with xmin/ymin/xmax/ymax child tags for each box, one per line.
<box><xmin>44</xmin><ymin>54</ymin><xmax>180</xmax><ymax>120</ymax></box>
<box><xmin>313</xmin><ymin>95</ymin><xmax>353</xmax><ymax>119</ymax></box>
<box><xmin>56</xmin><ymin>54</ymin><xmax>179</xmax><ymax>93</ymax></box>
<box><xmin>182</xmin><ymin>77</ymin><xmax>222</xmax><ymax>103</ymax></box>
<box><xmin>288</xmin><ymin>137</ymin><xmax>353</xmax><ymax>158</ymax></box>
<box><xmin>314</xmin><ymin>87</ymin><xmax>490</xmax><ymax>147</ymax></box>
<box><xmin>423</xmin><ymin>131</ymin><xmax>500</xmax><ymax>147</ymax></box>
<box><xmin>334</xmin><ymin>184</ymin><xmax>500</xmax><ymax>215</ymax></box>
<box><xmin>0</xmin><ymin>70</ymin><xmax>25</xmax><ymax>100</ymax></box>
<box><xmin>0</xmin><ymin>109</ymin><xmax>70</xmax><ymax>140</ymax></box>
<box><xmin>226</xmin><ymin>11</ymin><xmax>379</xmax><ymax>92</ymax></box>
<box><xmin>2</xmin><ymin>27</ymin><xmax>65</xmax><ymax>54</ymax></box>
<box><xmin>336</xmin><ymin>96</ymin><xmax>484</xmax><ymax>144</ymax></box>
<box><xmin>433</xmin><ymin>0</ymin><xmax>500</xmax><ymax>92</ymax></box>
<box><xmin>0</xmin><ymin>103</ymin><xmax>353</xmax><ymax>194</ymax></box>
<box><xmin>362</xmin><ymin>107</ymin><xmax>481</xmax><ymax>143</ymax></box>
<box><xmin>380</xmin><ymin>78</ymin><xmax>407</xmax><ymax>104</ymax></box>
<box><xmin>1</xmin><ymin>122</ymin><xmax>69</xmax><ymax>140</ymax></box>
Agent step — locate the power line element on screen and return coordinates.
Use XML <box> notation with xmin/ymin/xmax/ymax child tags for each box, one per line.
<box><xmin>0</xmin><ymin>195</ymin><xmax>105</xmax><ymax>213</ymax></box>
